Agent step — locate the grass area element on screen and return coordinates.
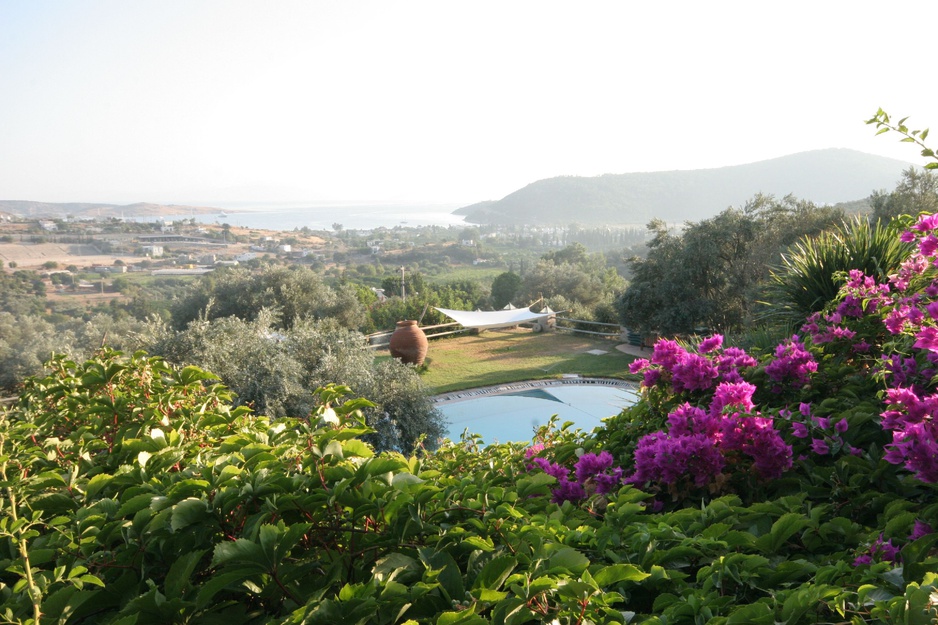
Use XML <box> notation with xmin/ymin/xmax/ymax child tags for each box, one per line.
<box><xmin>416</xmin><ymin>328</ymin><xmax>639</xmax><ymax>394</ymax></box>
<box><xmin>425</xmin><ymin>266</ymin><xmax>504</xmax><ymax>285</ymax></box>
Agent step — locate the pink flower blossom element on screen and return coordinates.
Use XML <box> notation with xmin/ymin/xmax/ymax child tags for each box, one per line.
<box><xmin>914</xmin><ymin>326</ymin><xmax>938</xmax><ymax>352</ymax></box>
<box><xmin>698</xmin><ymin>334</ymin><xmax>723</xmax><ymax>354</ymax></box>
<box><xmin>810</xmin><ymin>439</ymin><xmax>830</xmax><ymax>455</ymax></box>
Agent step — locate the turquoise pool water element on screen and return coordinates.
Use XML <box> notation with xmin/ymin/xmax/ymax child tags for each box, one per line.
<box><xmin>436</xmin><ymin>381</ymin><xmax>639</xmax><ymax>444</ymax></box>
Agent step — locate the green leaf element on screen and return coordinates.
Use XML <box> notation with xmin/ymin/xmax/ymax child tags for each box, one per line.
<box><xmin>436</xmin><ymin>606</ymin><xmax>488</xmax><ymax>625</ymax></box>
<box><xmin>178</xmin><ymin>365</ymin><xmax>221</xmax><ymax>384</ymax></box>
<box><xmin>725</xmin><ymin>601</ymin><xmax>774</xmax><ymax>625</ymax></box>
<box><xmin>473</xmin><ymin>588</ymin><xmax>507</xmax><ymax>602</ymax></box>
<box><xmin>276</xmin><ymin>522</ymin><xmax>312</xmax><ymax>561</ymax></box>
<box><xmin>472</xmin><ymin>555</ymin><xmax>517</xmax><ymax>591</ymax></box>
<box><xmin>117</xmin><ymin>493</ymin><xmax>156</xmax><ymax>518</ymax></box>
<box><xmin>392</xmin><ymin>472</ymin><xmax>424</xmax><ymax>488</ymax></box>
<box><xmin>755</xmin><ymin>512</ymin><xmax>809</xmax><ymax>554</ymax></box>
<box><xmin>364</xmin><ymin>456</ymin><xmax>408</xmax><ymax>476</ymax></box>
<box><xmin>84</xmin><ymin>473</ymin><xmax>114</xmax><ymax>499</ymax></box>
<box><xmin>373</xmin><ymin>552</ymin><xmax>418</xmax><ymax>583</ymax></box>
<box><xmin>196</xmin><ymin>566</ymin><xmax>260</xmax><ymax>609</ymax></box>
<box><xmin>901</xmin><ymin>533</ymin><xmax>938</xmax><ymax>583</ymax></box>
<box><xmin>323</xmin><ymin>439</ymin><xmax>344</xmax><ymax>459</ymax></box>
<box><xmin>515</xmin><ymin>472</ymin><xmax>556</xmax><ymax>498</ymax></box>
<box><xmin>170</xmin><ymin>497</ymin><xmax>208</xmax><ymax>532</ymax></box>
<box><xmin>548</xmin><ymin>547</ymin><xmax>590</xmax><ymax>576</ymax></box>
<box><xmin>461</xmin><ymin>536</ymin><xmax>495</xmax><ymax>552</ymax></box>
<box><xmin>341</xmin><ymin>438</ymin><xmax>373</xmax><ymax>458</ymax></box>
<box><xmin>165</xmin><ymin>549</ymin><xmax>206</xmax><ymax>598</ymax></box>
<box><xmin>593</xmin><ymin>563</ymin><xmax>650</xmax><ymax>586</ymax></box>
<box><xmin>212</xmin><ymin>539</ymin><xmax>265</xmax><ymax>569</ymax></box>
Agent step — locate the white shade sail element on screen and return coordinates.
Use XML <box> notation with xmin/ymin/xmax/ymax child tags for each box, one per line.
<box><xmin>435</xmin><ymin>307</ymin><xmax>552</xmax><ymax>330</ymax></box>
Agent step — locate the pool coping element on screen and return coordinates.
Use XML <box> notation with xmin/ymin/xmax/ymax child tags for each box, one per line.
<box><xmin>431</xmin><ymin>377</ymin><xmax>640</xmax><ymax>406</ymax></box>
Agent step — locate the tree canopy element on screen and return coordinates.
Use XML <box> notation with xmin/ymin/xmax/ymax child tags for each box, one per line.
<box><xmin>616</xmin><ymin>195</ymin><xmax>844</xmax><ymax>335</ymax></box>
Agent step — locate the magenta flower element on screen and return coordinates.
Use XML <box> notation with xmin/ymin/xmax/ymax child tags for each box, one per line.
<box><xmin>574</xmin><ymin>451</ymin><xmax>615</xmax><ymax>483</ymax></box>
<box><xmin>910</xmin><ymin>520</ymin><xmax>934</xmax><ymax>541</ymax></box>
<box><xmin>884</xmin><ymin>423</ymin><xmax>938</xmax><ymax>483</ymax></box>
<box><xmin>766</xmin><ymin>336</ymin><xmax>817</xmax><ymax>388</ymax></box>
<box><xmin>651</xmin><ymin>339</ymin><xmax>686</xmax><ymax>370</ymax></box>
<box><xmin>810</xmin><ymin>439</ymin><xmax>830</xmax><ymax>455</ymax></box>
<box><xmin>671</xmin><ymin>352</ymin><xmax>719</xmax><ymax>392</ymax></box>
<box><xmin>628</xmin><ymin>358</ymin><xmax>650</xmax><ymax>374</ymax></box>
<box><xmin>927</xmin><ymin>301</ymin><xmax>938</xmax><ymax>321</ymax></box>
<box><xmin>715</xmin><ymin>347</ymin><xmax>757</xmax><ymax>383</ymax></box>
<box><xmin>914</xmin><ymin>326</ymin><xmax>938</xmax><ymax>352</ymax></box>
<box><xmin>667</xmin><ymin>403</ymin><xmax>710</xmax><ymax>437</ymax></box>
<box><xmin>913</xmin><ymin>214</ymin><xmax>938</xmax><ymax>232</ymax></box>
<box><xmin>792</xmin><ymin>422</ymin><xmax>809</xmax><ymax>438</ymax></box>
<box><xmin>531</xmin><ymin>457</ymin><xmax>569</xmax><ymax>481</ymax></box>
<box><xmin>853</xmin><ymin>534</ymin><xmax>900</xmax><ymax>566</ymax></box>
<box><xmin>643</xmin><ymin>369</ymin><xmax>662</xmax><ymax>387</ymax></box>
<box><xmin>698</xmin><ymin>334</ymin><xmax>723</xmax><ymax>354</ymax></box>
<box><xmin>710</xmin><ymin>381</ymin><xmax>756</xmax><ymax>417</ymax></box>
<box><xmin>551</xmin><ymin>479</ymin><xmax>586</xmax><ymax>504</ymax></box>
<box><xmin>920</xmin><ymin>234</ymin><xmax>938</xmax><ymax>257</ymax></box>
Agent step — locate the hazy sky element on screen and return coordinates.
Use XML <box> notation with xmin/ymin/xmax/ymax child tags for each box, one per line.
<box><xmin>2</xmin><ymin>1</ymin><xmax>936</xmax><ymax>205</ymax></box>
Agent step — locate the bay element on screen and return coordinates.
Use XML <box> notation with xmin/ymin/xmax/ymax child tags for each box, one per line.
<box><xmin>161</xmin><ymin>202</ymin><xmax>469</xmax><ymax>232</ymax></box>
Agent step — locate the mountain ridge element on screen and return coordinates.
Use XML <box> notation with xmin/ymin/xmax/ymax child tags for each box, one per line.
<box><xmin>455</xmin><ymin>149</ymin><xmax>916</xmax><ymax>225</ymax></box>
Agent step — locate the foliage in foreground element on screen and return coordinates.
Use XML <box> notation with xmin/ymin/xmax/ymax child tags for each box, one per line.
<box><xmin>1</xmin><ymin>340</ymin><xmax>936</xmax><ymax>625</ymax></box>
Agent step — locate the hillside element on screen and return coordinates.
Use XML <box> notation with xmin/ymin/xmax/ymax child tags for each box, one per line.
<box><xmin>455</xmin><ymin>148</ymin><xmax>915</xmax><ymax>225</ymax></box>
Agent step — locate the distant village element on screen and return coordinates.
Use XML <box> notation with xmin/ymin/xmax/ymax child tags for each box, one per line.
<box><xmin>0</xmin><ymin>211</ymin><xmax>647</xmax><ymax>279</ymax></box>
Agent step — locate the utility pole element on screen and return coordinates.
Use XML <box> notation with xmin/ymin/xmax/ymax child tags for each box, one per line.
<box><xmin>400</xmin><ymin>266</ymin><xmax>406</xmax><ymax>301</ymax></box>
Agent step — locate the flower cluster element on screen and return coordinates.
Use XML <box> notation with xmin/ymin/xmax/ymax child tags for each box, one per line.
<box><xmin>764</xmin><ymin>335</ymin><xmax>817</xmax><ymax>390</ymax></box>
<box><xmin>628</xmin><ymin>380</ymin><xmax>792</xmax><ymax>495</ymax></box>
<box><xmin>880</xmin><ymin>387</ymin><xmax>938</xmax><ymax>482</ymax></box>
<box><xmin>527</xmin><ymin>449</ymin><xmax>623</xmax><ymax>504</ymax></box>
<box><xmin>621</xmin><ymin>212</ymin><xmax>938</xmax><ymax>488</ymax></box>
<box><xmin>853</xmin><ymin>521</ymin><xmax>934</xmax><ymax>566</ymax></box>
<box><xmin>629</xmin><ymin>335</ymin><xmax>757</xmax><ymax>395</ymax></box>
<box><xmin>868</xmin><ymin>215</ymin><xmax>938</xmax><ymax>482</ymax></box>
<box><xmin>782</xmin><ymin>402</ymin><xmax>852</xmax><ymax>458</ymax></box>
<box><xmin>852</xmin><ymin>534</ymin><xmax>900</xmax><ymax>566</ymax></box>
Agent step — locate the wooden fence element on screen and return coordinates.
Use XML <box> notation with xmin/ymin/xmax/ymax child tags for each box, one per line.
<box><xmin>365</xmin><ymin>321</ymin><xmax>469</xmax><ymax>349</ymax></box>
<box><xmin>553</xmin><ymin>316</ymin><xmax>623</xmax><ymax>339</ymax></box>
<box><xmin>367</xmin><ymin>317</ymin><xmax>640</xmax><ymax>351</ymax></box>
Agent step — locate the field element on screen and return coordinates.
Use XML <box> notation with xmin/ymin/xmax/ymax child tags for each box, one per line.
<box><xmin>0</xmin><ymin>242</ymin><xmax>142</xmax><ymax>269</ymax></box>
<box><xmin>416</xmin><ymin>327</ymin><xmax>639</xmax><ymax>394</ymax></box>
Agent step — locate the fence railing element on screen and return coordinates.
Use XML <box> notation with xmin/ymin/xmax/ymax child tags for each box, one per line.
<box><xmin>367</xmin><ymin>317</ymin><xmax>642</xmax><ymax>349</ymax></box>
<box><xmin>365</xmin><ymin>321</ymin><xmax>469</xmax><ymax>349</ymax></box>
<box><xmin>554</xmin><ymin>316</ymin><xmax>622</xmax><ymax>339</ymax></box>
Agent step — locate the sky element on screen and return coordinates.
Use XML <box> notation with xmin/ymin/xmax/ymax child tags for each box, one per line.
<box><xmin>1</xmin><ymin>0</ymin><xmax>937</xmax><ymax>206</ymax></box>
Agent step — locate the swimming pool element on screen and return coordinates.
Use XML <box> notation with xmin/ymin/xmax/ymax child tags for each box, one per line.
<box><xmin>434</xmin><ymin>379</ymin><xmax>639</xmax><ymax>444</ymax></box>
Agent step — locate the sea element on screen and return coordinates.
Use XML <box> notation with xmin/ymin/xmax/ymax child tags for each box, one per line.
<box><xmin>151</xmin><ymin>202</ymin><xmax>469</xmax><ymax>232</ymax></box>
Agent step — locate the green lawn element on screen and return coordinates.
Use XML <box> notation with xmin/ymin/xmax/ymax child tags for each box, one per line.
<box><xmin>414</xmin><ymin>328</ymin><xmax>639</xmax><ymax>394</ymax></box>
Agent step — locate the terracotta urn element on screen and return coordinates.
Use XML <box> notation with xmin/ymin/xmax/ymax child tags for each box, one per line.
<box><xmin>389</xmin><ymin>320</ymin><xmax>429</xmax><ymax>365</ymax></box>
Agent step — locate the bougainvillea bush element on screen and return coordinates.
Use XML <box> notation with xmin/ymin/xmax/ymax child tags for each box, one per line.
<box><xmin>2</xmin><ymin>216</ymin><xmax>938</xmax><ymax>622</ymax></box>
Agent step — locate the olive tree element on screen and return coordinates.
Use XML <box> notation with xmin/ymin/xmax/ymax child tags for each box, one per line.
<box><xmin>149</xmin><ymin>311</ymin><xmax>444</xmax><ymax>452</ymax></box>
<box><xmin>616</xmin><ymin>195</ymin><xmax>844</xmax><ymax>335</ymax></box>
<box><xmin>170</xmin><ymin>265</ymin><xmax>366</xmax><ymax>331</ymax></box>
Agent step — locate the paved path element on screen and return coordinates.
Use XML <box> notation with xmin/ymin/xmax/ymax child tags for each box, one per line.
<box><xmin>613</xmin><ymin>342</ymin><xmax>651</xmax><ymax>358</ymax></box>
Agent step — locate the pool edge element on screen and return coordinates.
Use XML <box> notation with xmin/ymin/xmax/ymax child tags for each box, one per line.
<box><xmin>431</xmin><ymin>377</ymin><xmax>640</xmax><ymax>406</ymax></box>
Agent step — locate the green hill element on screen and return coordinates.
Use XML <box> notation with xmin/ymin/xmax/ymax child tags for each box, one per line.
<box><xmin>455</xmin><ymin>148</ymin><xmax>914</xmax><ymax>225</ymax></box>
